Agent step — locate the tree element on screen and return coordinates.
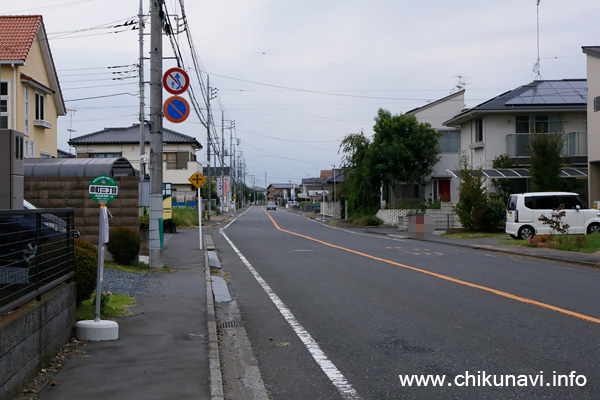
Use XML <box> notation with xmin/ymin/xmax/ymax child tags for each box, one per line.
<box><xmin>339</xmin><ymin>109</ymin><xmax>441</xmax><ymax>216</ymax></box>
<box><xmin>455</xmin><ymin>152</ymin><xmax>489</xmax><ymax>231</ymax></box>
<box><xmin>370</xmin><ymin>109</ymin><xmax>441</xmax><ymax>188</ymax></box>
<box><xmin>528</xmin><ymin>133</ymin><xmax>563</xmax><ymax>192</ymax></box>
<box><xmin>339</xmin><ymin>131</ymin><xmax>379</xmax><ymax>215</ymax></box>
<box><xmin>490</xmin><ymin>154</ymin><xmax>519</xmax><ymax>203</ymax></box>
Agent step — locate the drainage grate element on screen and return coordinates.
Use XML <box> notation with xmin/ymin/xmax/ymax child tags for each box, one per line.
<box><xmin>218</xmin><ymin>320</ymin><xmax>241</xmax><ymax>329</ymax></box>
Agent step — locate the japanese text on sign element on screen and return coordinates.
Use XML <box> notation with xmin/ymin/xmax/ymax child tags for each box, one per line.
<box><xmin>89</xmin><ymin>186</ymin><xmax>118</xmax><ymax>195</ymax></box>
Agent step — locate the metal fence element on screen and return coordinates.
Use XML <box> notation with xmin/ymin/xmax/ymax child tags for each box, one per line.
<box><xmin>0</xmin><ymin>208</ymin><xmax>76</xmax><ymax>314</ymax></box>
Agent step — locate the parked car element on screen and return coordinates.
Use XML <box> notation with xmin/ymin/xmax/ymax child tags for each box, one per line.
<box><xmin>266</xmin><ymin>202</ymin><xmax>277</xmax><ymax>211</ymax></box>
<box><xmin>506</xmin><ymin>192</ymin><xmax>600</xmax><ymax>240</ymax></box>
<box><xmin>0</xmin><ymin>201</ymin><xmax>79</xmax><ymax>266</ymax></box>
<box><xmin>286</xmin><ymin>201</ymin><xmax>300</xmax><ymax>209</ymax></box>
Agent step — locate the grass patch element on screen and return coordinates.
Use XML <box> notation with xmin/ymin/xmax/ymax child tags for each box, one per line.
<box><xmin>76</xmin><ymin>292</ymin><xmax>136</xmax><ymax>321</ymax></box>
<box><xmin>104</xmin><ymin>261</ymin><xmax>173</xmax><ymax>273</ymax></box>
<box><xmin>441</xmin><ymin>232</ymin><xmax>511</xmax><ymax>240</ymax></box>
<box><xmin>500</xmin><ymin>234</ymin><xmax>600</xmax><ymax>253</ymax></box>
<box><xmin>551</xmin><ymin>234</ymin><xmax>600</xmax><ymax>254</ymax></box>
<box><xmin>173</xmin><ymin>208</ymin><xmax>200</xmax><ymax>228</ymax></box>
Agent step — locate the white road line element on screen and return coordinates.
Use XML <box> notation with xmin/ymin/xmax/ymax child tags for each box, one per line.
<box><xmin>220</xmin><ymin>230</ymin><xmax>361</xmax><ymax>400</ymax></box>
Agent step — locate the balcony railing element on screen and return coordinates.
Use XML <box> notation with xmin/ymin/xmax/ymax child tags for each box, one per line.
<box><xmin>506</xmin><ymin>132</ymin><xmax>587</xmax><ymax>158</ymax></box>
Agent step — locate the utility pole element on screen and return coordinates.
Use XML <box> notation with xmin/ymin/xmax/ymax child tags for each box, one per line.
<box><xmin>138</xmin><ymin>0</ymin><xmax>147</xmax><ymax>178</ymax></box>
<box><xmin>149</xmin><ymin>0</ymin><xmax>164</xmax><ymax>268</ymax></box>
<box><xmin>205</xmin><ymin>77</ymin><xmax>218</xmax><ymax>220</ymax></box>
<box><xmin>220</xmin><ymin>111</ymin><xmax>225</xmax><ymax>213</ymax></box>
<box><xmin>206</xmin><ymin>76</ymin><xmax>212</xmax><ymax>221</ymax></box>
<box><xmin>229</xmin><ymin>128</ymin><xmax>234</xmax><ymax>213</ymax></box>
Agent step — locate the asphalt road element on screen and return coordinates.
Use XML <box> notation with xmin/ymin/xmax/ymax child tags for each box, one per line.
<box><xmin>213</xmin><ymin>206</ymin><xmax>600</xmax><ymax>399</ymax></box>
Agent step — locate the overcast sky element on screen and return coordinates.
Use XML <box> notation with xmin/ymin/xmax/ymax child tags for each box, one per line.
<box><xmin>3</xmin><ymin>0</ymin><xmax>599</xmax><ymax>186</ymax></box>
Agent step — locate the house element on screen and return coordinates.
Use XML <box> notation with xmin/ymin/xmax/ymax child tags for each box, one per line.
<box><xmin>266</xmin><ymin>183</ymin><xmax>296</xmax><ymax>203</ymax></box>
<box><xmin>444</xmin><ymin>80</ymin><xmax>588</xmax><ymax>195</ymax></box>
<box><xmin>582</xmin><ymin>47</ymin><xmax>600</xmax><ymax>206</ymax></box>
<box><xmin>0</xmin><ymin>15</ymin><xmax>66</xmax><ymax>158</ymax></box>
<box><xmin>405</xmin><ymin>90</ymin><xmax>465</xmax><ymax>202</ymax></box>
<box><xmin>68</xmin><ymin>123</ymin><xmax>203</xmax><ymax>194</ymax></box>
<box><xmin>298</xmin><ymin>177</ymin><xmax>327</xmax><ymax>202</ymax></box>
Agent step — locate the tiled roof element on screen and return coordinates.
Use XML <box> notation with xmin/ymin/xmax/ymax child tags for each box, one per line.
<box><xmin>444</xmin><ymin>79</ymin><xmax>587</xmax><ymax>126</ymax></box>
<box><xmin>68</xmin><ymin>123</ymin><xmax>203</xmax><ymax>149</ymax></box>
<box><xmin>0</xmin><ymin>15</ymin><xmax>42</xmax><ymax>61</ymax></box>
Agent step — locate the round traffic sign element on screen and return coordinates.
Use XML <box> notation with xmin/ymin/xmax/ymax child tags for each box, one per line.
<box><xmin>163</xmin><ymin>67</ymin><xmax>190</xmax><ymax>95</ymax></box>
<box><xmin>89</xmin><ymin>175</ymin><xmax>118</xmax><ymax>204</ymax></box>
<box><xmin>163</xmin><ymin>96</ymin><xmax>190</xmax><ymax>123</ymax></box>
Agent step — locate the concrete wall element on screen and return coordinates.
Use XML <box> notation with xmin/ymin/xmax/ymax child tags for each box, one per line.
<box><xmin>321</xmin><ymin>201</ymin><xmax>342</xmax><ymax>218</ymax></box>
<box><xmin>376</xmin><ymin>202</ymin><xmax>462</xmax><ymax>230</ymax></box>
<box><xmin>24</xmin><ymin>176</ymin><xmax>139</xmax><ymax>244</ymax></box>
<box><xmin>0</xmin><ymin>283</ymin><xmax>76</xmax><ymax>400</ymax></box>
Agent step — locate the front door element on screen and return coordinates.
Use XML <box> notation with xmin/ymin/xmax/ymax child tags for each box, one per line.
<box><xmin>438</xmin><ymin>180</ymin><xmax>451</xmax><ymax>201</ymax></box>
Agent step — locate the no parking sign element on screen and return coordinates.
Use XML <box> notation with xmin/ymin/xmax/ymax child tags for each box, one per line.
<box><xmin>163</xmin><ymin>96</ymin><xmax>190</xmax><ymax>123</ymax></box>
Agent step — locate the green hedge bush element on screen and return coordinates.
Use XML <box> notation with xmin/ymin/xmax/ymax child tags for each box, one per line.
<box><xmin>74</xmin><ymin>239</ymin><xmax>97</xmax><ymax>305</ymax></box>
<box><xmin>107</xmin><ymin>226</ymin><xmax>140</xmax><ymax>265</ymax></box>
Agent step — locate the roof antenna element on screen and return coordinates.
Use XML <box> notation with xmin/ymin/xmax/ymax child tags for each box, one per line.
<box><xmin>533</xmin><ymin>0</ymin><xmax>543</xmax><ymax>80</ymax></box>
<box><xmin>451</xmin><ymin>75</ymin><xmax>468</xmax><ymax>93</ymax></box>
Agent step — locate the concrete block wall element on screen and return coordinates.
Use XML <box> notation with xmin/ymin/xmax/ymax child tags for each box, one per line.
<box><xmin>377</xmin><ymin>202</ymin><xmax>462</xmax><ymax>230</ymax></box>
<box><xmin>25</xmin><ymin>176</ymin><xmax>139</xmax><ymax>244</ymax></box>
<box><xmin>0</xmin><ymin>283</ymin><xmax>76</xmax><ymax>400</ymax></box>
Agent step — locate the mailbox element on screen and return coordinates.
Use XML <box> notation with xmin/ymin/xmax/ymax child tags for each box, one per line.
<box><xmin>0</xmin><ymin>129</ymin><xmax>24</xmax><ymax>209</ymax></box>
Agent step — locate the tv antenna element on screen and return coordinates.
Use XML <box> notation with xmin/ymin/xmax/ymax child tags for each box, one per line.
<box><xmin>451</xmin><ymin>75</ymin><xmax>469</xmax><ymax>93</ymax></box>
<box><xmin>533</xmin><ymin>0</ymin><xmax>543</xmax><ymax>80</ymax></box>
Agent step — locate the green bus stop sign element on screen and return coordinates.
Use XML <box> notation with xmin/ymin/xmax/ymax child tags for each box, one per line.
<box><xmin>89</xmin><ymin>175</ymin><xmax>118</xmax><ymax>204</ymax></box>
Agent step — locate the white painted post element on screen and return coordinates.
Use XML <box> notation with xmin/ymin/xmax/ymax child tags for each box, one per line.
<box><xmin>198</xmin><ymin>187</ymin><xmax>203</xmax><ymax>250</ymax></box>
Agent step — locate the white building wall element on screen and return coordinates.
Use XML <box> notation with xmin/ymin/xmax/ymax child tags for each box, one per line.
<box><xmin>460</xmin><ymin>111</ymin><xmax>587</xmax><ymax>169</ymax></box>
<box><xmin>587</xmin><ymin>55</ymin><xmax>600</xmax><ymax>203</ymax></box>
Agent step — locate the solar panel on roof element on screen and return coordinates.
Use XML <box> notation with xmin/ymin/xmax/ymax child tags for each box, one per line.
<box><xmin>505</xmin><ymin>81</ymin><xmax>587</xmax><ymax>106</ymax></box>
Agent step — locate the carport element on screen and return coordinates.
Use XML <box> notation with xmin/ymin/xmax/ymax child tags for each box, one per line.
<box><xmin>23</xmin><ymin>157</ymin><xmax>138</xmax><ymax>244</ymax></box>
<box><xmin>24</xmin><ymin>157</ymin><xmax>136</xmax><ymax>178</ymax></box>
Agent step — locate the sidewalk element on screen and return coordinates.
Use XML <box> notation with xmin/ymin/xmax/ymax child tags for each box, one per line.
<box><xmin>33</xmin><ymin>228</ymin><xmax>211</xmax><ymax>400</ymax></box>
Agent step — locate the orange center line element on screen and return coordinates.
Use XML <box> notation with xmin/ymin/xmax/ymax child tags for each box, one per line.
<box><xmin>262</xmin><ymin>208</ymin><xmax>600</xmax><ymax>325</ymax></box>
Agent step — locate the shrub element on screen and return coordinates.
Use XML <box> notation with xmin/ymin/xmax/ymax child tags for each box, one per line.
<box><xmin>74</xmin><ymin>240</ymin><xmax>97</xmax><ymax>305</ymax></box>
<box><xmin>455</xmin><ymin>153</ymin><xmax>489</xmax><ymax>231</ymax></box>
<box><xmin>349</xmin><ymin>214</ymin><xmax>383</xmax><ymax>226</ymax></box>
<box><xmin>482</xmin><ymin>199</ymin><xmax>506</xmax><ymax>232</ymax></box>
<box><xmin>163</xmin><ymin>218</ymin><xmax>177</xmax><ymax>233</ymax></box>
<box><xmin>139</xmin><ymin>212</ymin><xmax>149</xmax><ymax>229</ymax></box>
<box><xmin>107</xmin><ymin>226</ymin><xmax>140</xmax><ymax>265</ymax></box>
<box><xmin>74</xmin><ymin>238</ymin><xmax>98</xmax><ymax>257</ymax></box>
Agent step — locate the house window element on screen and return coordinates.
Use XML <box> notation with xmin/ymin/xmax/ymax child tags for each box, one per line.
<box><xmin>515</xmin><ymin>115</ymin><xmax>563</xmax><ymax>134</ymax></box>
<box><xmin>24</xmin><ymin>87</ymin><xmax>30</xmax><ymax>134</ymax></box>
<box><xmin>91</xmin><ymin>153</ymin><xmax>121</xmax><ymax>158</ymax></box>
<box><xmin>35</xmin><ymin>92</ymin><xmax>45</xmax><ymax>121</ymax></box>
<box><xmin>594</xmin><ymin>96</ymin><xmax>600</xmax><ymax>112</ymax></box>
<box><xmin>438</xmin><ymin>129</ymin><xmax>460</xmax><ymax>153</ymax></box>
<box><xmin>1</xmin><ymin>81</ymin><xmax>9</xmax><ymax>129</ymax></box>
<box><xmin>165</xmin><ymin>152</ymin><xmax>190</xmax><ymax>169</ymax></box>
<box><xmin>474</xmin><ymin>118</ymin><xmax>483</xmax><ymax>142</ymax></box>
<box><xmin>24</xmin><ymin>139</ymin><xmax>34</xmax><ymax>158</ymax></box>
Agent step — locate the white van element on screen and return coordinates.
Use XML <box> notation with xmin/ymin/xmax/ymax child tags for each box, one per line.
<box><xmin>506</xmin><ymin>192</ymin><xmax>600</xmax><ymax>240</ymax></box>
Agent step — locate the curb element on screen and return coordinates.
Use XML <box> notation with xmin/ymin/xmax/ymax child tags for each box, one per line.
<box><xmin>205</xmin><ymin>245</ymin><xmax>224</xmax><ymax>400</ymax></box>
